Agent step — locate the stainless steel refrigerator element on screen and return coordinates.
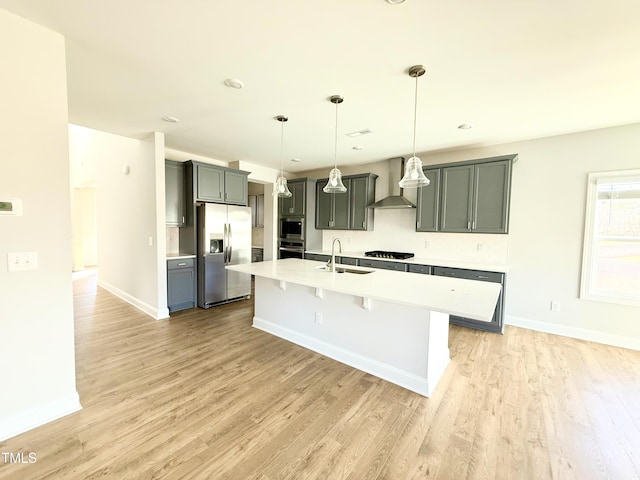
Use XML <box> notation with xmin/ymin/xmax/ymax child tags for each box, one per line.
<box><xmin>197</xmin><ymin>203</ymin><xmax>251</xmax><ymax>308</ymax></box>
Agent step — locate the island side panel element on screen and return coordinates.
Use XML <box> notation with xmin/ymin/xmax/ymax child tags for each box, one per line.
<box><xmin>252</xmin><ymin>276</ymin><xmax>450</xmax><ymax>397</ymax></box>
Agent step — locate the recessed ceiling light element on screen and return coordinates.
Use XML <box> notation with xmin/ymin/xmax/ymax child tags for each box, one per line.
<box><xmin>290</xmin><ymin>158</ymin><xmax>302</xmax><ymax>163</ymax></box>
<box><xmin>161</xmin><ymin>116</ymin><xmax>180</xmax><ymax>123</ymax></box>
<box><xmin>352</xmin><ymin>146</ymin><xmax>365</xmax><ymax>151</ymax></box>
<box><xmin>346</xmin><ymin>128</ymin><xmax>373</xmax><ymax>137</ymax></box>
<box><xmin>224</xmin><ymin>78</ymin><xmax>244</xmax><ymax>89</ymax></box>
<box><xmin>385</xmin><ymin>0</ymin><xmax>406</xmax><ymax>4</ymax></box>
<box><xmin>458</xmin><ymin>124</ymin><xmax>472</xmax><ymax>129</ymax></box>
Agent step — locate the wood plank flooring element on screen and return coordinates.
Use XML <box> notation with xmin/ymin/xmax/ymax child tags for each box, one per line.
<box><xmin>1</xmin><ymin>272</ymin><xmax>639</xmax><ymax>479</ymax></box>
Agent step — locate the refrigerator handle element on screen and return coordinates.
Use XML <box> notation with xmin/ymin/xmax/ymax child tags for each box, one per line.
<box><xmin>228</xmin><ymin>223</ymin><xmax>233</xmax><ymax>263</ymax></box>
<box><xmin>223</xmin><ymin>223</ymin><xmax>228</xmax><ymax>264</ymax></box>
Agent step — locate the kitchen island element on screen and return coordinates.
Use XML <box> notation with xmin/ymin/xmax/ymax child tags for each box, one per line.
<box><xmin>226</xmin><ymin>258</ymin><xmax>501</xmax><ymax>396</ymax></box>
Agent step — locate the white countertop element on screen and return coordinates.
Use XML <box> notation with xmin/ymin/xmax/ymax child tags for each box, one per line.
<box><xmin>305</xmin><ymin>250</ymin><xmax>510</xmax><ymax>273</ymax></box>
<box><xmin>166</xmin><ymin>253</ymin><xmax>196</xmax><ymax>260</ymax></box>
<box><xmin>227</xmin><ymin>258</ymin><xmax>501</xmax><ymax>322</ymax></box>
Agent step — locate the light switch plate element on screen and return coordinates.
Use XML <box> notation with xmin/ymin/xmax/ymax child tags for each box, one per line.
<box><xmin>7</xmin><ymin>252</ymin><xmax>38</xmax><ymax>272</ymax></box>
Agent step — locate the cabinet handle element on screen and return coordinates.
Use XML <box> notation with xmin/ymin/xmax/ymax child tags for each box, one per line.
<box><xmin>467</xmin><ymin>221</ymin><xmax>471</xmax><ymax>230</ymax></box>
<box><xmin>178</xmin><ymin>262</ymin><xmax>187</xmax><ymax>266</ymax></box>
<box><xmin>472</xmin><ymin>221</ymin><xmax>476</xmax><ymax>230</ymax></box>
<box><xmin>477</xmin><ymin>275</ymin><xmax>489</xmax><ymax>280</ymax></box>
<box><xmin>182</xmin><ymin>215</ymin><xmax>185</xmax><ymax>224</ymax></box>
<box><xmin>362</xmin><ymin>221</ymin><xmax>365</xmax><ymax>229</ymax></box>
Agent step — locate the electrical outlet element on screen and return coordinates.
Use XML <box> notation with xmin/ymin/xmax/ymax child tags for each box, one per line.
<box><xmin>477</xmin><ymin>243</ymin><xmax>484</xmax><ymax>252</ymax></box>
<box><xmin>550</xmin><ymin>301</ymin><xmax>561</xmax><ymax>312</ymax></box>
<box><xmin>315</xmin><ymin>312</ymin><xmax>323</xmax><ymax>325</ymax></box>
<box><xmin>424</xmin><ymin>240</ymin><xmax>430</xmax><ymax>248</ymax></box>
<box><xmin>148</xmin><ymin>236</ymin><xmax>154</xmax><ymax>246</ymax></box>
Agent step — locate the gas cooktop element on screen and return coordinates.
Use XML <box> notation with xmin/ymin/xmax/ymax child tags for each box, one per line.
<box><xmin>364</xmin><ymin>250</ymin><xmax>414</xmax><ymax>260</ymax></box>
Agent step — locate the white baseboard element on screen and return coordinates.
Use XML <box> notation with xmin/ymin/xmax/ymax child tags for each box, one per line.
<box><xmin>505</xmin><ymin>315</ymin><xmax>640</xmax><ymax>351</ymax></box>
<box><xmin>0</xmin><ymin>392</ymin><xmax>82</xmax><ymax>442</ymax></box>
<box><xmin>98</xmin><ymin>279</ymin><xmax>169</xmax><ymax>320</ymax></box>
<box><xmin>253</xmin><ymin>316</ymin><xmax>437</xmax><ymax>396</ymax></box>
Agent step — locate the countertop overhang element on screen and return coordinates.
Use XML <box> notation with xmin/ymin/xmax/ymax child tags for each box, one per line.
<box><xmin>227</xmin><ymin>258</ymin><xmax>501</xmax><ymax>322</ymax></box>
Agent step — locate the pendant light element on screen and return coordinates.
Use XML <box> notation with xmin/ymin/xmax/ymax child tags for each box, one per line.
<box><xmin>273</xmin><ymin>115</ymin><xmax>292</xmax><ymax>198</ymax></box>
<box><xmin>323</xmin><ymin>95</ymin><xmax>347</xmax><ymax>193</ymax></box>
<box><xmin>399</xmin><ymin>65</ymin><xmax>430</xmax><ymax>188</ymax></box>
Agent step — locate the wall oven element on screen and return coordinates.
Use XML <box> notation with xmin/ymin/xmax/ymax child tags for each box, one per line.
<box><xmin>279</xmin><ymin>217</ymin><xmax>304</xmax><ymax>240</ymax></box>
<box><xmin>278</xmin><ymin>240</ymin><xmax>304</xmax><ymax>259</ymax></box>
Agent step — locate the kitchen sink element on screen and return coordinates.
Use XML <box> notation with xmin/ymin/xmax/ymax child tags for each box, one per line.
<box><xmin>315</xmin><ymin>265</ymin><xmax>374</xmax><ymax>275</ymax></box>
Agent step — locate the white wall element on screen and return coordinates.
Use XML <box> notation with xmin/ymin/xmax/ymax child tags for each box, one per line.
<box><xmin>0</xmin><ymin>9</ymin><xmax>80</xmax><ymax>440</ymax></box>
<box><xmin>299</xmin><ymin>124</ymin><xmax>640</xmax><ymax>349</ymax></box>
<box><xmin>68</xmin><ymin>126</ymin><xmax>169</xmax><ymax>319</ymax></box>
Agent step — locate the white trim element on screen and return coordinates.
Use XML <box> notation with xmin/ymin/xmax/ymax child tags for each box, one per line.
<box><xmin>98</xmin><ymin>279</ymin><xmax>169</xmax><ymax>320</ymax></box>
<box><xmin>505</xmin><ymin>315</ymin><xmax>640</xmax><ymax>351</ymax></box>
<box><xmin>253</xmin><ymin>316</ymin><xmax>447</xmax><ymax>396</ymax></box>
<box><xmin>0</xmin><ymin>392</ymin><xmax>82</xmax><ymax>442</ymax></box>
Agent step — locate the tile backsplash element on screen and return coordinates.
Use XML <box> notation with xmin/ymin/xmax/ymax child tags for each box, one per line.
<box><xmin>322</xmin><ymin>208</ymin><xmax>510</xmax><ymax>264</ymax></box>
<box><xmin>166</xmin><ymin>227</ymin><xmax>180</xmax><ymax>254</ymax></box>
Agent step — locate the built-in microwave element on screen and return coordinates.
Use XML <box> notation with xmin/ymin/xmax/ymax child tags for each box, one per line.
<box><xmin>280</xmin><ymin>217</ymin><xmax>304</xmax><ymax>240</ymax></box>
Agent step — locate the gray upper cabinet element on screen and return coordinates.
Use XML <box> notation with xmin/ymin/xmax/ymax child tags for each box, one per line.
<box><xmin>472</xmin><ymin>160</ymin><xmax>512</xmax><ymax>233</ymax></box>
<box><xmin>440</xmin><ymin>164</ymin><xmax>475</xmax><ymax>233</ymax></box>
<box><xmin>439</xmin><ymin>156</ymin><xmax>514</xmax><ymax>234</ymax></box>
<box><xmin>192</xmin><ymin>161</ymin><xmax>249</xmax><ymax>206</ymax></box>
<box><xmin>316</xmin><ymin>181</ymin><xmax>349</xmax><ymax>229</ymax></box>
<box><xmin>280</xmin><ymin>179</ymin><xmax>306</xmax><ymax>217</ymax></box>
<box><xmin>315</xmin><ymin>173</ymin><xmax>377</xmax><ymax>230</ymax></box>
<box><xmin>196</xmin><ymin>164</ymin><xmax>224</xmax><ymax>202</ymax></box>
<box><xmin>416</xmin><ymin>168</ymin><xmax>441</xmax><ymax>232</ymax></box>
<box><xmin>349</xmin><ymin>174</ymin><xmax>377</xmax><ymax>230</ymax></box>
<box><xmin>165</xmin><ymin>160</ymin><xmax>186</xmax><ymax>227</ymax></box>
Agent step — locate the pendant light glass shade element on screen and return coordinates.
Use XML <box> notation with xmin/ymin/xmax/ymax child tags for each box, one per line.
<box><xmin>323</xmin><ymin>95</ymin><xmax>347</xmax><ymax>194</ymax></box>
<box><xmin>273</xmin><ymin>115</ymin><xmax>292</xmax><ymax>198</ymax></box>
<box><xmin>399</xmin><ymin>65</ymin><xmax>430</xmax><ymax>188</ymax></box>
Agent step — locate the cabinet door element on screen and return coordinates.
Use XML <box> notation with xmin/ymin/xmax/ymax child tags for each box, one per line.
<box><xmin>224</xmin><ymin>171</ymin><xmax>247</xmax><ymax>205</ymax></box>
<box><xmin>280</xmin><ymin>180</ymin><xmax>305</xmax><ymax>216</ymax></box>
<box><xmin>440</xmin><ymin>164</ymin><xmax>474</xmax><ymax>232</ymax></box>
<box><xmin>472</xmin><ymin>160</ymin><xmax>511</xmax><ymax>233</ymax></box>
<box><xmin>290</xmin><ymin>181</ymin><xmax>306</xmax><ymax>216</ymax></box>
<box><xmin>416</xmin><ymin>168</ymin><xmax>441</xmax><ymax>232</ymax></box>
<box><xmin>168</xmin><ymin>268</ymin><xmax>195</xmax><ymax>311</ymax></box>
<box><xmin>165</xmin><ymin>161</ymin><xmax>185</xmax><ymax>227</ymax></box>
<box><xmin>315</xmin><ymin>181</ymin><xmax>333</xmax><ymax>229</ymax></box>
<box><xmin>255</xmin><ymin>195</ymin><xmax>264</xmax><ymax>227</ymax></box>
<box><xmin>332</xmin><ymin>183</ymin><xmax>350</xmax><ymax>229</ymax></box>
<box><xmin>349</xmin><ymin>176</ymin><xmax>368</xmax><ymax>230</ymax></box>
<box><xmin>196</xmin><ymin>165</ymin><xmax>224</xmax><ymax>202</ymax></box>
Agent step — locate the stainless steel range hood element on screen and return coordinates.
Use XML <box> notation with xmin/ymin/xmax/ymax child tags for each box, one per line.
<box><xmin>367</xmin><ymin>157</ymin><xmax>416</xmax><ymax>209</ymax></box>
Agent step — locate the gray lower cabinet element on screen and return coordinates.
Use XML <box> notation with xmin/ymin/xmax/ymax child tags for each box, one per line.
<box><xmin>251</xmin><ymin>247</ymin><xmax>264</xmax><ymax>263</ymax></box>
<box><xmin>358</xmin><ymin>258</ymin><xmax>407</xmax><ymax>272</ymax></box>
<box><xmin>165</xmin><ymin>160</ymin><xmax>186</xmax><ymax>227</ymax></box>
<box><xmin>407</xmin><ymin>263</ymin><xmax>432</xmax><ymax>274</ymax></box>
<box><xmin>416</xmin><ymin>168</ymin><xmax>441</xmax><ymax>232</ymax></box>
<box><xmin>167</xmin><ymin>258</ymin><xmax>196</xmax><ymax>312</ymax></box>
<box><xmin>316</xmin><ymin>173</ymin><xmax>377</xmax><ymax>230</ymax></box>
<box><xmin>305</xmin><ymin>253</ymin><xmax>330</xmax><ymax>262</ymax></box>
<box><xmin>432</xmin><ymin>266</ymin><xmax>505</xmax><ymax>333</ymax></box>
<box><xmin>440</xmin><ymin>158</ymin><xmax>512</xmax><ymax>234</ymax></box>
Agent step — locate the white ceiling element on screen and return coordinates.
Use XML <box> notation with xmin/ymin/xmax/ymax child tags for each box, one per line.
<box><xmin>2</xmin><ymin>0</ymin><xmax>640</xmax><ymax>172</ymax></box>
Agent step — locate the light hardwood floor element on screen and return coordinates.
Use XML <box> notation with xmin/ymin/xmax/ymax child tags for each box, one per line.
<box><xmin>1</xmin><ymin>272</ymin><xmax>639</xmax><ymax>479</ymax></box>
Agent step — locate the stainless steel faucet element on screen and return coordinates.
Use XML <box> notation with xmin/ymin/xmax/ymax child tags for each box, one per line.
<box><xmin>327</xmin><ymin>237</ymin><xmax>343</xmax><ymax>272</ymax></box>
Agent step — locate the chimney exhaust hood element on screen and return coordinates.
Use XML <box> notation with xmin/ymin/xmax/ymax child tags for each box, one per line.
<box><xmin>368</xmin><ymin>157</ymin><xmax>416</xmax><ymax>209</ymax></box>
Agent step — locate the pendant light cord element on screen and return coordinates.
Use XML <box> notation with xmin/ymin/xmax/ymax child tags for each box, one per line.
<box><xmin>334</xmin><ymin>100</ymin><xmax>339</xmax><ymax>169</ymax></box>
<box><xmin>280</xmin><ymin>119</ymin><xmax>285</xmax><ymax>176</ymax></box>
<box><xmin>412</xmin><ymin>73</ymin><xmax>418</xmax><ymax>158</ymax></box>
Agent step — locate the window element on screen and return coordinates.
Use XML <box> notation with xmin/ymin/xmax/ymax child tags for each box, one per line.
<box><xmin>580</xmin><ymin>169</ymin><xmax>640</xmax><ymax>306</ymax></box>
